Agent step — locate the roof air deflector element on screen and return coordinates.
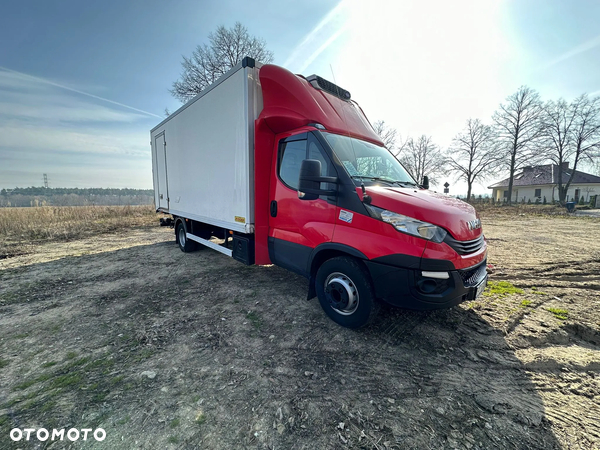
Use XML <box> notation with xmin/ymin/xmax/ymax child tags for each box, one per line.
<box><xmin>306</xmin><ymin>75</ymin><xmax>351</xmax><ymax>101</ymax></box>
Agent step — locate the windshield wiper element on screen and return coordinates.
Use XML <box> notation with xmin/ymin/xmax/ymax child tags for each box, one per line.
<box><xmin>352</xmin><ymin>176</ymin><xmax>417</xmax><ymax>187</ymax></box>
<box><xmin>351</xmin><ymin>176</ymin><xmax>396</xmax><ymax>185</ymax></box>
<box><xmin>392</xmin><ymin>180</ymin><xmax>418</xmax><ymax>187</ymax></box>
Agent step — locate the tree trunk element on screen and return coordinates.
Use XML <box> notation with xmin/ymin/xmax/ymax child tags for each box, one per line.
<box><xmin>557</xmin><ymin>164</ymin><xmax>566</xmax><ymax>205</ymax></box>
<box><xmin>507</xmin><ymin>149</ymin><xmax>517</xmax><ymax>206</ymax></box>
<box><xmin>563</xmin><ymin>148</ymin><xmax>582</xmax><ymax>205</ymax></box>
<box><xmin>559</xmin><ymin>186</ymin><xmax>567</xmax><ymax>204</ymax></box>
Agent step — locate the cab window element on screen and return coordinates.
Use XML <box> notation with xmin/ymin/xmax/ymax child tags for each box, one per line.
<box><xmin>308</xmin><ymin>141</ymin><xmax>328</xmax><ymax>177</ymax></box>
<box><xmin>308</xmin><ymin>136</ymin><xmax>336</xmax><ymax>190</ymax></box>
<box><xmin>279</xmin><ymin>139</ymin><xmax>307</xmax><ymax>190</ymax></box>
<box><xmin>278</xmin><ymin>134</ymin><xmax>336</xmax><ymax>191</ymax></box>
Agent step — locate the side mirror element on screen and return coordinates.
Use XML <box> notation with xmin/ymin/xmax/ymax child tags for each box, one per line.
<box><xmin>422</xmin><ymin>176</ymin><xmax>429</xmax><ymax>190</ymax></box>
<box><xmin>298</xmin><ymin>159</ymin><xmax>338</xmax><ymax>201</ymax></box>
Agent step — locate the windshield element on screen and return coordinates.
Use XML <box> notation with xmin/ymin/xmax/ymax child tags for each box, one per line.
<box><xmin>322</xmin><ymin>132</ymin><xmax>416</xmax><ymax>185</ymax></box>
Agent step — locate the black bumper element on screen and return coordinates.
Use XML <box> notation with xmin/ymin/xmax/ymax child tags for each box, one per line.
<box><xmin>364</xmin><ymin>257</ymin><xmax>487</xmax><ymax>310</ymax></box>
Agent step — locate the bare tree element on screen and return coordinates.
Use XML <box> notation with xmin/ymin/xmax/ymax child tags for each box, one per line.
<box><xmin>582</xmin><ymin>185</ymin><xmax>597</xmax><ymax>202</ymax></box>
<box><xmin>447</xmin><ymin>119</ymin><xmax>499</xmax><ymax>200</ymax></box>
<box><xmin>171</xmin><ymin>22</ymin><xmax>274</xmax><ymax>103</ymax></box>
<box><xmin>567</xmin><ymin>94</ymin><xmax>600</xmax><ymax>194</ymax></box>
<box><xmin>492</xmin><ymin>86</ymin><xmax>544</xmax><ymax>205</ymax></box>
<box><xmin>541</xmin><ymin>98</ymin><xmax>578</xmax><ymax>204</ymax></box>
<box><xmin>372</xmin><ymin>120</ymin><xmax>399</xmax><ymax>152</ymax></box>
<box><xmin>591</xmin><ymin>158</ymin><xmax>600</xmax><ymax>176</ymax></box>
<box><xmin>398</xmin><ymin>135</ymin><xmax>446</xmax><ymax>185</ymax></box>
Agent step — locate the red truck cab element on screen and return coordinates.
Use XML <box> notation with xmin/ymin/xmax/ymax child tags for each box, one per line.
<box><xmin>253</xmin><ymin>64</ymin><xmax>487</xmax><ymax>328</ymax></box>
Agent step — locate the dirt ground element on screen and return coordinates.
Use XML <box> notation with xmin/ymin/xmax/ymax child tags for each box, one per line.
<box><xmin>1</xmin><ymin>212</ymin><xmax>599</xmax><ymax>449</ymax></box>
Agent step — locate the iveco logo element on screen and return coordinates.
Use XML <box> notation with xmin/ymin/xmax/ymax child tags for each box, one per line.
<box><xmin>467</xmin><ymin>219</ymin><xmax>481</xmax><ymax>230</ymax></box>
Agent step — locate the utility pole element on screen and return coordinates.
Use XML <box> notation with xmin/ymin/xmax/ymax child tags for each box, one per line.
<box><xmin>43</xmin><ymin>173</ymin><xmax>48</xmax><ymax>188</ymax></box>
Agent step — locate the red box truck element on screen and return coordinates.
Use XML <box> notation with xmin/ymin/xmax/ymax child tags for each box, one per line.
<box><xmin>151</xmin><ymin>57</ymin><xmax>487</xmax><ymax>328</ymax></box>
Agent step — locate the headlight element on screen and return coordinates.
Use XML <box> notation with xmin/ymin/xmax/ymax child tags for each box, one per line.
<box><xmin>365</xmin><ymin>205</ymin><xmax>447</xmax><ymax>243</ymax></box>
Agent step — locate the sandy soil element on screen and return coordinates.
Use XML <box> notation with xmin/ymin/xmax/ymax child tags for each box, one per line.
<box><xmin>1</xmin><ymin>213</ymin><xmax>599</xmax><ymax>449</ymax></box>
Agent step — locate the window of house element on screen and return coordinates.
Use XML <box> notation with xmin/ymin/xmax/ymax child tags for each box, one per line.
<box><xmin>503</xmin><ymin>190</ymin><xmax>509</xmax><ymax>198</ymax></box>
<box><xmin>534</xmin><ymin>188</ymin><xmax>541</xmax><ymax>197</ymax></box>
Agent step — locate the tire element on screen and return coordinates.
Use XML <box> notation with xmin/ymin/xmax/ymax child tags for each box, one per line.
<box><xmin>315</xmin><ymin>256</ymin><xmax>379</xmax><ymax>328</ymax></box>
<box><xmin>176</xmin><ymin>221</ymin><xmax>198</xmax><ymax>252</ymax></box>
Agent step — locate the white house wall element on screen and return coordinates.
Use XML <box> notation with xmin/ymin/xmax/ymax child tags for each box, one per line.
<box><xmin>492</xmin><ymin>184</ymin><xmax>599</xmax><ymax>203</ymax></box>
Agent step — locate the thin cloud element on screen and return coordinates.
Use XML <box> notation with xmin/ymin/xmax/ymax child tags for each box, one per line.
<box><xmin>543</xmin><ymin>33</ymin><xmax>600</xmax><ymax>69</ymax></box>
<box><xmin>0</xmin><ymin>98</ymin><xmax>146</xmax><ymax>124</ymax></box>
<box><xmin>284</xmin><ymin>0</ymin><xmax>349</xmax><ymax>72</ymax></box>
<box><xmin>0</xmin><ymin>122</ymin><xmax>149</xmax><ymax>157</ymax></box>
<box><xmin>298</xmin><ymin>25</ymin><xmax>349</xmax><ymax>73</ymax></box>
<box><xmin>0</xmin><ymin>65</ymin><xmax>161</xmax><ymax>118</ymax></box>
<box><xmin>0</xmin><ymin>71</ymin><xmax>149</xmax><ymax>123</ymax></box>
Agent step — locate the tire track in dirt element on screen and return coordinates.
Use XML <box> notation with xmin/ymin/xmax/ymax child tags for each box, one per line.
<box><xmin>495</xmin><ymin>258</ymin><xmax>600</xmax><ymax>285</ymax></box>
<box><xmin>485</xmin><ymin>255</ymin><xmax>600</xmax><ymax>449</ymax></box>
<box><xmin>480</xmin><ymin>213</ymin><xmax>600</xmax><ymax>449</ymax></box>
<box><xmin>272</xmin><ymin>308</ymin><xmax>559</xmax><ymax>448</ymax></box>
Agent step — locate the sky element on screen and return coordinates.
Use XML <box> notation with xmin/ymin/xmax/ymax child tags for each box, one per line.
<box><xmin>1</xmin><ymin>0</ymin><xmax>599</xmax><ymax>195</ymax></box>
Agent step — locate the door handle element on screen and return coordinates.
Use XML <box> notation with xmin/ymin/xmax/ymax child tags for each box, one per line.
<box><xmin>270</xmin><ymin>200</ymin><xmax>277</xmax><ymax>217</ymax></box>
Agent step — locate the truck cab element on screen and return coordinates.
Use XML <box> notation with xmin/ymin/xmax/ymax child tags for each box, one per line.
<box><xmin>252</xmin><ymin>63</ymin><xmax>487</xmax><ymax>327</ymax></box>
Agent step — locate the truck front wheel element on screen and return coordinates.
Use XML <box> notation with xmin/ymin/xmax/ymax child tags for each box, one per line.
<box><xmin>176</xmin><ymin>221</ymin><xmax>198</xmax><ymax>252</ymax></box>
<box><xmin>315</xmin><ymin>256</ymin><xmax>378</xmax><ymax>328</ymax></box>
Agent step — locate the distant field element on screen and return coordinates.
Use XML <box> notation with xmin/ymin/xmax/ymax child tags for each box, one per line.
<box><xmin>0</xmin><ymin>187</ymin><xmax>154</xmax><ymax>207</ymax></box>
<box><xmin>0</xmin><ymin>205</ymin><xmax>158</xmax><ymax>259</ymax></box>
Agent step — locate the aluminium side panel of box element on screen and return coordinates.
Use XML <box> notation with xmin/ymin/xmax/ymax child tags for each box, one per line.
<box><xmin>245</xmin><ymin>64</ymin><xmax>264</xmax><ymax>232</ymax></box>
<box><xmin>150</xmin><ymin>62</ymin><xmax>261</xmax><ymax>233</ymax></box>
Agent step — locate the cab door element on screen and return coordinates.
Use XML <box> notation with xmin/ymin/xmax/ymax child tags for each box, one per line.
<box><xmin>268</xmin><ymin>132</ymin><xmax>337</xmax><ymax>276</ymax></box>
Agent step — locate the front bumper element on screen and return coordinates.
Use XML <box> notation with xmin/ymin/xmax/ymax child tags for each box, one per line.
<box><xmin>364</xmin><ymin>257</ymin><xmax>488</xmax><ymax>310</ymax></box>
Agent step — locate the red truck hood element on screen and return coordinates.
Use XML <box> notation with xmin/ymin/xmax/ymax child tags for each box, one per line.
<box><xmin>361</xmin><ymin>186</ymin><xmax>482</xmax><ymax>241</ymax></box>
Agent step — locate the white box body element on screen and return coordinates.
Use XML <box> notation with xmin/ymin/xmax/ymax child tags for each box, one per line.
<box><xmin>150</xmin><ymin>61</ymin><xmax>263</xmax><ymax>233</ymax></box>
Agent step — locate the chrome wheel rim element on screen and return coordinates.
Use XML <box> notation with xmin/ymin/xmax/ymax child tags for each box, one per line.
<box><xmin>324</xmin><ymin>272</ymin><xmax>359</xmax><ymax>315</ymax></box>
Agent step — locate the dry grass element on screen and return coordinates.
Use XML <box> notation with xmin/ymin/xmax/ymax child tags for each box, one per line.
<box><xmin>473</xmin><ymin>203</ymin><xmax>569</xmax><ymax>217</ymax></box>
<box><xmin>0</xmin><ymin>205</ymin><xmax>159</xmax><ymax>258</ymax></box>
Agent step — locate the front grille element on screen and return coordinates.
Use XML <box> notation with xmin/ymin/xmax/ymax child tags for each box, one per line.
<box><xmin>459</xmin><ymin>261</ymin><xmax>487</xmax><ymax>287</ymax></box>
<box><xmin>444</xmin><ymin>234</ymin><xmax>485</xmax><ymax>255</ymax></box>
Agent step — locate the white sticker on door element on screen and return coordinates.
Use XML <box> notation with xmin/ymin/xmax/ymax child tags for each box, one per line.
<box><xmin>339</xmin><ymin>210</ymin><xmax>353</xmax><ymax>223</ymax></box>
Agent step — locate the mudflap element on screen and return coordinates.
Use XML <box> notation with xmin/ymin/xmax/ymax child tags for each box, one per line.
<box><xmin>307</xmin><ymin>276</ymin><xmax>316</xmax><ymax>300</ymax></box>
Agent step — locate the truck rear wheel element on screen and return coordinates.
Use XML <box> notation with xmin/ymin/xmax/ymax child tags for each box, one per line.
<box><xmin>315</xmin><ymin>256</ymin><xmax>378</xmax><ymax>328</ymax></box>
<box><xmin>176</xmin><ymin>221</ymin><xmax>198</xmax><ymax>252</ymax></box>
